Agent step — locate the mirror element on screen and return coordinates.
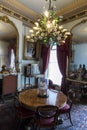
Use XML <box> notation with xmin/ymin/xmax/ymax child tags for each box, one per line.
<box><xmin>0</xmin><ymin>16</ymin><xmax>19</xmax><ymax>73</ymax></box>
<box><xmin>69</xmin><ymin>19</ymin><xmax>87</xmax><ymax>72</ymax></box>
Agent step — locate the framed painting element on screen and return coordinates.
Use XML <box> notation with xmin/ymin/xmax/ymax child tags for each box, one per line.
<box><xmin>23</xmin><ymin>37</ymin><xmax>40</xmax><ymax>60</ymax></box>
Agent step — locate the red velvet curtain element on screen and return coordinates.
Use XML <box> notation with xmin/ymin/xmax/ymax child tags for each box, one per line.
<box><xmin>57</xmin><ymin>36</ymin><xmax>71</xmax><ymax>94</ymax></box>
<box><xmin>41</xmin><ymin>44</ymin><xmax>50</xmax><ymax>74</ymax></box>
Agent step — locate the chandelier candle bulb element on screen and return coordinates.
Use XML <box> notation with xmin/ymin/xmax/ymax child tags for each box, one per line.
<box><xmin>30</xmin><ymin>30</ymin><xmax>33</xmax><ymax>33</ymax></box>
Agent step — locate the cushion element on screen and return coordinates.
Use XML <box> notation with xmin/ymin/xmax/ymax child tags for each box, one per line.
<box><xmin>59</xmin><ymin>104</ymin><xmax>70</xmax><ymax>113</ymax></box>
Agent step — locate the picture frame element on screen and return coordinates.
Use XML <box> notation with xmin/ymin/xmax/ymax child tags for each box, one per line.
<box><xmin>23</xmin><ymin>36</ymin><xmax>40</xmax><ymax>60</ymax></box>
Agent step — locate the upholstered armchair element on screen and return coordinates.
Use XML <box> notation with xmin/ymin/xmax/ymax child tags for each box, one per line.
<box><xmin>49</xmin><ymin>79</ymin><xmax>61</xmax><ymax>91</ymax></box>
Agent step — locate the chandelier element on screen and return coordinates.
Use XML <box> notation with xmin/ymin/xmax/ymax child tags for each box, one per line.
<box><xmin>27</xmin><ymin>0</ymin><xmax>71</xmax><ymax>46</ymax></box>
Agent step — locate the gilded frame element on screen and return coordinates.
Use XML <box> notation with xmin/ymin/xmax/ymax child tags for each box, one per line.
<box><xmin>23</xmin><ymin>37</ymin><xmax>40</xmax><ymax>60</ymax></box>
<box><xmin>0</xmin><ymin>15</ymin><xmax>19</xmax><ymax>72</ymax></box>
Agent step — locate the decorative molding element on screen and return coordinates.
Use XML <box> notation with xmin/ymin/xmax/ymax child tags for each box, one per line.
<box><xmin>0</xmin><ymin>4</ymin><xmax>34</xmax><ymax>27</ymax></box>
<box><xmin>62</xmin><ymin>9</ymin><xmax>87</xmax><ymax>24</ymax></box>
<box><xmin>0</xmin><ymin>1</ymin><xmax>87</xmax><ymax>26</ymax></box>
<box><xmin>71</xmin><ymin>19</ymin><xmax>87</xmax><ymax>32</ymax></box>
<box><xmin>57</xmin><ymin>0</ymin><xmax>87</xmax><ymax>23</ymax></box>
<box><xmin>0</xmin><ymin>15</ymin><xmax>19</xmax><ymax>72</ymax></box>
<box><xmin>56</xmin><ymin>0</ymin><xmax>87</xmax><ymax>16</ymax></box>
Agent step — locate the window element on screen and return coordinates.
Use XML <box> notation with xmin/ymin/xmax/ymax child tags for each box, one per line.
<box><xmin>48</xmin><ymin>46</ymin><xmax>62</xmax><ymax>85</ymax></box>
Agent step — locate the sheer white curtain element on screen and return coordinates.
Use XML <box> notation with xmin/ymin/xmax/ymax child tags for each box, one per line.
<box><xmin>10</xmin><ymin>49</ymin><xmax>16</xmax><ymax>72</ymax></box>
<box><xmin>48</xmin><ymin>46</ymin><xmax>62</xmax><ymax>85</ymax></box>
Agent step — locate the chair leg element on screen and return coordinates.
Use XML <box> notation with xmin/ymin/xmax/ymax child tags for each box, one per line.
<box><xmin>36</xmin><ymin>126</ymin><xmax>40</xmax><ymax>130</ymax></box>
<box><xmin>1</xmin><ymin>95</ymin><xmax>5</xmax><ymax>103</ymax></box>
<box><xmin>51</xmin><ymin>127</ymin><xmax>55</xmax><ymax>130</ymax></box>
<box><xmin>15</xmin><ymin>118</ymin><xmax>21</xmax><ymax>130</ymax></box>
<box><xmin>68</xmin><ymin>112</ymin><xmax>73</xmax><ymax>126</ymax></box>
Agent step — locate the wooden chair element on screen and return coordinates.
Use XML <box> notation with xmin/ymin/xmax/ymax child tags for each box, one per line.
<box><xmin>2</xmin><ymin>74</ymin><xmax>17</xmax><ymax>101</ymax></box>
<box><xmin>59</xmin><ymin>98</ymin><xmax>73</xmax><ymax>126</ymax></box>
<box><xmin>35</xmin><ymin>105</ymin><xmax>59</xmax><ymax>130</ymax></box>
<box><xmin>14</xmin><ymin>95</ymin><xmax>35</xmax><ymax>130</ymax></box>
<box><xmin>49</xmin><ymin>79</ymin><xmax>61</xmax><ymax>91</ymax></box>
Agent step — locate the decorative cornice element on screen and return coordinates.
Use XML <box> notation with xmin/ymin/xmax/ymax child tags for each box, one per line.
<box><xmin>0</xmin><ymin>1</ymin><xmax>87</xmax><ymax>26</ymax></box>
<box><xmin>56</xmin><ymin>0</ymin><xmax>87</xmax><ymax>23</ymax></box>
<box><xmin>71</xmin><ymin>19</ymin><xmax>87</xmax><ymax>32</ymax></box>
<box><xmin>56</xmin><ymin>0</ymin><xmax>87</xmax><ymax>16</ymax></box>
<box><xmin>62</xmin><ymin>9</ymin><xmax>87</xmax><ymax>24</ymax></box>
<box><xmin>0</xmin><ymin>4</ymin><xmax>34</xmax><ymax>27</ymax></box>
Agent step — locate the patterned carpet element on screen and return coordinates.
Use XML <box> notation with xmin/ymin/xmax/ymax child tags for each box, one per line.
<box><xmin>57</xmin><ymin>104</ymin><xmax>87</xmax><ymax>130</ymax></box>
<box><xmin>0</xmin><ymin>98</ymin><xmax>87</xmax><ymax>130</ymax></box>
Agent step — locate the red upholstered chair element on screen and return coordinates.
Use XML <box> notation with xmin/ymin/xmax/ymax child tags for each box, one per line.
<box><xmin>35</xmin><ymin>105</ymin><xmax>59</xmax><ymax>130</ymax></box>
<box><xmin>14</xmin><ymin>95</ymin><xmax>35</xmax><ymax>130</ymax></box>
<box><xmin>59</xmin><ymin>98</ymin><xmax>73</xmax><ymax>126</ymax></box>
<box><xmin>49</xmin><ymin>79</ymin><xmax>54</xmax><ymax>89</ymax></box>
<box><xmin>49</xmin><ymin>79</ymin><xmax>61</xmax><ymax>91</ymax></box>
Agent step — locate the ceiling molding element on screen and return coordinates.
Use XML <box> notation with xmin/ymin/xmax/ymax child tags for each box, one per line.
<box><xmin>56</xmin><ymin>0</ymin><xmax>87</xmax><ymax>16</ymax></box>
<box><xmin>0</xmin><ymin>0</ymin><xmax>41</xmax><ymax>20</ymax></box>
<box><xmin>62</xmin><ymin>8</ymin><xmax>87</xmax><ymax>24</ymax></box>
<box><xmin>0</xmin><ymin>4</ymin><xmax>34</xmax><ymax>27</ymax></box>
<box><xmin>56</xmin><ymin>0</ymin><xmax>87</xmax><ymax>23</ymax></box>
<box><xmin>0</xmin><ymin>0</ymin><xmax>87</xmax><ymax>26</ymax></box>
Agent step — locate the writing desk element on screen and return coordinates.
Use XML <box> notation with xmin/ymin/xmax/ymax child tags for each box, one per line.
<box><xmin>19</xmin><ymin>88</ymin><xmax>67</xmax><ymax>110</ymax></box>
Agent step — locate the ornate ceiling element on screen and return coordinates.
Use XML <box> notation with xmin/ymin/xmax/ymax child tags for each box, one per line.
<box><xmin>0</xmin><ymin>0</ymin><xmax>87</xmax><ymax>25</ymax></box>
<box><xmin>0</xmin><ymin>0</ymin><xmax>87</xmax><ymax>42</ymax></box>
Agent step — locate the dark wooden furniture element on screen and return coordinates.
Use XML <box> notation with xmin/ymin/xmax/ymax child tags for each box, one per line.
<box><xmin>67</xmin><ymin>78</ymin><xmax>87</xmax><ymax>85</ymax></box>
<box><xmin>23</xmin><ymin>74</ymin><xmax>44</xmax><ymax>89</ymax></box>
<box><xmin>19</xmin><ymin>88</ymin><xmax>67</xmax><ymax>110</ymax></box>
<box><xmin>24</xmin><ymin>74</ymin><xmax>34</xmax><ymax>88</ymax></box>
<box><xmin>66</xmin><ymin>78</ymin><xmax>87</xmax><ymax>98</ymax></box>
<box><xmin>59</xmin><ymin>98</ymin><xmax>73</xmax><ymax>126</ymax></box>
<box><xmin>14</xmin><ymin>96</ymin><xmax>35</xmax><ymax>130</ymax></box>
<box><xmin>2</xmin><ymin>74</ymin><xmax>17</xmax><ymax>101</ymax></box>
<box><xmin>35</xmin><ymin>105</ymin><xmax>59</xmax><ymax>130</ymax></box>
<box><xmin>0</xmin><ymin>79</ymin><xmax>2</xmax><ymax>95</ymax></box>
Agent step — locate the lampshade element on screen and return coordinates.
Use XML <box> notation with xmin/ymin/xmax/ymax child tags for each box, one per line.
<box><xmin>27</xmin><ymin>0</ymin><xmax>71</xmax><ymax>46</ymax></box>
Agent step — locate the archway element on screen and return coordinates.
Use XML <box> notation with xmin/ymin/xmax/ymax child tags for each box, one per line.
<box><xmin>0</xmin><ymin>15</ymin><xmax>19</xmax><ymax>72</ymax></box>
<box><xmin>69</xmin><ymin>19</ymin><xmax>87</xmax><ymax>72</ymax></box>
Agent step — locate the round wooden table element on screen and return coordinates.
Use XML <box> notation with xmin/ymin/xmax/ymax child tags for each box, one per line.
<box><xmin>19</xmin><ymin>88</ymin><xmax>67</xmax><ymax>110</ymax></box>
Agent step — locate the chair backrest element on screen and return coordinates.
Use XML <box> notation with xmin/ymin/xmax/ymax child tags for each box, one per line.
<box><xmin>49</xmin><ymin>79</ymin><xmax>53</xmax><ymax>88</ymax></box>
<box><xmin>2</xmin><ymin>74</ymin><xmax>17</xmax><ymax>96</ymax></box>
<box><xmin>36</xmin><ymin>105</ymin><xmax>59</xmax><ymax>127</ymax></box>
<box><xmin>49</xmin><ymin>79</ymin><xmax>61</xmax><ymax>91</ymax></box>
